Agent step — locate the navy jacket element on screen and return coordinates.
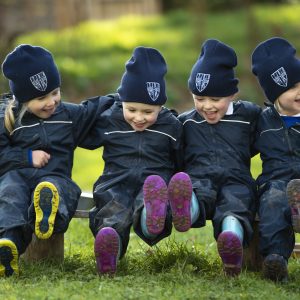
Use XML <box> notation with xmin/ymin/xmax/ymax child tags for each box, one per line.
<box><xmin>255</xmin><ymin>104</ymin><xmax>300</xmax><ymax>187</ymax></box>
<box><xmin>81</xmin><ymin>94</ymin><xmax>182</xmax><ymax>188</ymax></box>
<box><xmin>179</xmin><ymin>100</ymin><xmax>261</xmax><ymax>186</ymax></box>
<box><xmin>0</xmin><ymin>96</ymin><xmax>111</xmax><ymax>178</ymax></box>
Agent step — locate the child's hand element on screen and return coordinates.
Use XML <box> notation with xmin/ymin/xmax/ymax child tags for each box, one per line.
<box><xmin>32</xmin><ymin>150</ymin><xmax>51</xmax><ymax>168</ymax></box>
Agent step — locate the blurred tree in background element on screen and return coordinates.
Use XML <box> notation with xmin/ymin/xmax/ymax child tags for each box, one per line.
<box><xmin>162</xmin><ymin>0</ymin><xmax>293</xmax><ymax>11</ymax></box>
<box><xmin>1</xmin><ymin>0</ymin><xmax>300</xmax><ymax>111</ymax></box>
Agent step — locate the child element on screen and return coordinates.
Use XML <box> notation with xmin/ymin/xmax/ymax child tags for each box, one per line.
<box><xmin>0</xmin><ymin>44</ymin><xmax>110</xmax><ymax>277</ymax></box>
<box><xmin>252</xmin><ymin>37</ymin><xmax>300</xmax><ymax>282</ymax></box>
<box><xmin>178</xmin><ymin>39</ymin><xmax>261</xmax><ymax>276</ymax></box>
<box><xmin>81</xmin><ymin>46</ymin><xmax>193</xmax><ymax>275</ymax></box>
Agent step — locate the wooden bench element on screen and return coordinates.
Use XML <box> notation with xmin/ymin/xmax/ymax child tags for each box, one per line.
<box><xmin>23</xmin><ymin>193</ymin><xmax>300</xmax><ymax>270</ymax></box>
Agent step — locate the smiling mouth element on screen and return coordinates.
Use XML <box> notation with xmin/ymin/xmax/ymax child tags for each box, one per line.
<box><xmin>204</xmin><ymin>111</ymin><xmax>217</xmax><ymax>118</ymax></box>
<box><xmin>42</xmin><ymin>110</ymin><xmax>51</xmax><ymax>114</ymax></box>
<box><xmin>205</xmin><ymin>110</ymin><xmax>216</xmax><ymax>114</ymax></box>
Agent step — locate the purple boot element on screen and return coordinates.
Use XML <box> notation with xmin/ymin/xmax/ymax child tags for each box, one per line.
<box><xmin>217</xmin><ymin>231</ymin><xmax>243</xmax><ymax>276</ymax></box>
<box><xmin>168</xmin><ymin>172</ymin><xmax>192</xmax><ymax>232</ymax></box>
<box><xmin>286</xmin><ymin>179</ymin><xmax>300</xmax><ymax>233</ymax></box>
<box><xmin>94</xmin><ymin>227</ymin><xmax>119</xmax><ymax>275</ymax></box>
<box><xmin>143</xmin><ymin>175</ymin><xmax>168</xmax><ymax>235</ymax></box>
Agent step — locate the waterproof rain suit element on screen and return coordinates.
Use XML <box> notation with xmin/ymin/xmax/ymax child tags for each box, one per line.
<box><xmin>178</xmin><ymin>100</ymin><xmax>261</xmax><ymax>246</ymax></box>
<box><xmin>0</xmin><ymin>95</ymin><xmax>111</xmax><ymax>254</ymax></box>
<box><xmin>81</xmin><ymin>94</ymin><xmax>182</xmax><ymax>257</ymax></box>
<box><xmin>255</xmin><ymin>104</ymin><xmax>300</xmax><ymax>259</ymax></box>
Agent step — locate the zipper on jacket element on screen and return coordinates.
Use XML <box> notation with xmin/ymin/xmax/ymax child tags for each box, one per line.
<box><xmin>39</xmin><ymin>119</ymin><xmax>49</xmax><ymax>147</ymax></box>
<box><xmin>138</xmin><ymin>132</ymin><xmax>143</xmax><ymax>165</ymax></box>
<box><xmin>272</xmin><ymin>106</ymin><xmax>294</xmax><ymax>160</ymax></box>
<box><xmin>209</xmin><ymin>125</ymin><xmax>220</xmax><ymax>165</ymax></box>
<box><xmin>284</xmin><ymin>128</ymin><xmax>295</xmax><ymax>159</ymax></box>
<box><xmin>278</xmin><ymin>114</ymin><xmax>294</xmax><ymax>159</ymax></box>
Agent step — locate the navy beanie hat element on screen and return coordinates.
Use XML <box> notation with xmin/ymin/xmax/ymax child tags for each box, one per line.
<box><xmin>117</xmin><ymin>46</ymin><xmax>167</xmax><ymax>105</ymax></box>
<box><xmin>252</xmin><ymin>37</ymin><xmax>300</xmax><ymax>103</ymax></box>
<box><xmin>188</xmin><ymin>39</ymin><xmax>239</xmax><ymax>97</ymax></box>
<box><xmin>2</xmin><ymin>44</ymin><xmax>61</xmax><ymax>103</ymax></box>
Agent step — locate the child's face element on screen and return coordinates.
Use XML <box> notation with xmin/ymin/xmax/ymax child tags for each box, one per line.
<box><xmin>193</xmin><ymin>94</ymin><xmax>234</xmax><ymax>124</ymax></box>
<box><xmin>122</xmin><ymin>102</ymin><xmax>162</xmax><ymax>131</ymax></box>
<box><xmin>275</xmin><ymin>82</ymin><xmax>300</xmax><ymax>116</ymax></box>
<box><xmin>27</xmin><ymin>88</ymin><xmax>61</xmax><ymax>119</ymax></box>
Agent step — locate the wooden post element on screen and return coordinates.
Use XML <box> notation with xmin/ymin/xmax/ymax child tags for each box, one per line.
<box><xmin>22</xmin><ymin>233</ymin><xmax>64</xmax><ymax>262</ymax></box>
<box><xmin>292</xmin><ymin>243</ymin><xmax>300</xmax><ymax>258</ymax></box>
<box><xmin>243</xmin><ymin>219</ymin><xmax>262</xmax><ymax>271</ymax></box>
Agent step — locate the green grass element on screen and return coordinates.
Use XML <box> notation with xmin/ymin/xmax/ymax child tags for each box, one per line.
<box><xmin>1</xmin><ymin>220</ymin><xmax>299</xmax><ymax>299</ymax></box>
<box><xmin>72</xmin><ymin>148</ymin><xmax>104</xmax><ymax>192</ymax></box>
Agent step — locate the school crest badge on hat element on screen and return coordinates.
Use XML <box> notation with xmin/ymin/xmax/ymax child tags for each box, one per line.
<box><xmin>271</xmin><ymin>67</ymin><xmax>288</xmax><ymax>87</ymax></box>
<box><xmin>30</xmin><ymin>71</ymin><xmax>48</xmax><ymax>91</ymax></box>
<box><xmin>146</xmin><ymin>82</ymin><xmax>160</xmax><ymax>101</ymax></box>
<box><xmin>195</xmin><ymin>73</ymin><xmax>210</xmax><ymax>93</ymax></box>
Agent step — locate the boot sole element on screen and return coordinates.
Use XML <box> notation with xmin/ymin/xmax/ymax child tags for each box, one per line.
<box><xmin>34</xmin><ymin>181</ymin><xmax>59</xmax><ymax>239</ymax></box>
<box><xmin>168</xmin><ymin>172</ymin><xmax>192</xmax><ymax>232</ymax></box>
<box><xmin>0</xmin><ymin>239</ymin><xmax>19</xmax><ymax>277</ymax></box>
<box><xmin>217</xmin><ymin>231</ymin><xmax>243</xmax><ymax>276</ymax></box>
<box><xmin>287</xmin><ymin>179</ymin><xmax>300</xmax><ymax>233</ymax></box>
<box><xmin>262</xmin><ymin>254</ymin><xmax>288</xmax><ymax>282</ymax></box>
<box><xmin>94</xmin><ymin>227</ymin><xmax>119</xmax><ymax>275</ymax></box>
<box><xmin>143</xmin><ymin>175</ymin><xmax>168</xmax><ymax>235</ymax></box>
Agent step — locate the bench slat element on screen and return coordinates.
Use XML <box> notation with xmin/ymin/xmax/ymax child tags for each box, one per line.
<box><xmin>76</xmin><ymin>192</ymin><xmax>94</xmax><ymax>210</ymax></box>
<box><xmin>74</xmin><ymin>210</ymin><xmax>90</xmax><ymax>218</ymax></box>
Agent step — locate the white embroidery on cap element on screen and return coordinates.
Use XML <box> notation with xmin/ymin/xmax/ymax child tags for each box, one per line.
<box><xmin>30</xmin><ymin>71</ymin><xmax>48</xmax><ymax>91</ymax></box>
<box><xmin>147</xmin><ymin>82</ymin><xmax>160</xmax><ymax>101</ymax></box>
<box><xmin>195</xmin><ymin>73</ymin><xmax>210</xmax><ymax>92</ymax></box>
<box><xmin>271</xmin><ymin>67</ymin><xmax>288</xmax><ymax>87</ymax></box>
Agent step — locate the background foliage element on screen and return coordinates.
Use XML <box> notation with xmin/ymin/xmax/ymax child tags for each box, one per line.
<box><xmin>1</xmin><ymin>3</ymin><xmax>300</xmax><ymax>111</ymax></box>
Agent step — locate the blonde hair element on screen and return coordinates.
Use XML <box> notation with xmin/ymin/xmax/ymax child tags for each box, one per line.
<box><xmin>4</xmin><ymin>97</ymin><xmax>27</xmax><ymax>134</ymax></box>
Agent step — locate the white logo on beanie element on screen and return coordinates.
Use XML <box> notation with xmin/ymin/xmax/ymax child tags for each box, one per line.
<box><xmin>147</xmin><ymin>82</ymin><xmax>160</xmax><ymax>101</ymax></box>
<box><xmin>271</xmin><ymin>67</ymin><xmax>288</xmax><ymax>87</ymax></box>
<box><xmin>30</xmin><ymin>71</ymin><xmax>48</xmax><ymax>91</ymax></box>
<box><xmin>195</xmin><ymin>73</ymin><xmax>210</xmax><ymax>92</ymax></box>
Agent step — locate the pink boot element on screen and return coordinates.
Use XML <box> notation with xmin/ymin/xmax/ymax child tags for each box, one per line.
<box><xmin>217</xmin><ymin>231</ymin><xmax>243</xmax><ymax>276</ymax></box>
<box><xmin>143</xmin><ymin>175</ymin><xmax>168</xmax><ymax>235</ymax></box>
<box><xmin>168</xmin><ymin>172</ymin><xmax>192</xmax><ymax>232</ymax></box>
<box><xmin>94</xmin><ymin>227</ymin><xmax>119</xmax><ymax>275</ymax></box>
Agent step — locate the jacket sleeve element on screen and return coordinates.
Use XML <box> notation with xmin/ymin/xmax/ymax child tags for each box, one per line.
<box><xmin>0</xmin><ymin>117</ymin><xmax>31</xmax><ymax>176</ymax></box>
<box><xmin>65</xmin><ymin>94</ymin><xmax>115</xmax><ymax>148</ymax></box>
